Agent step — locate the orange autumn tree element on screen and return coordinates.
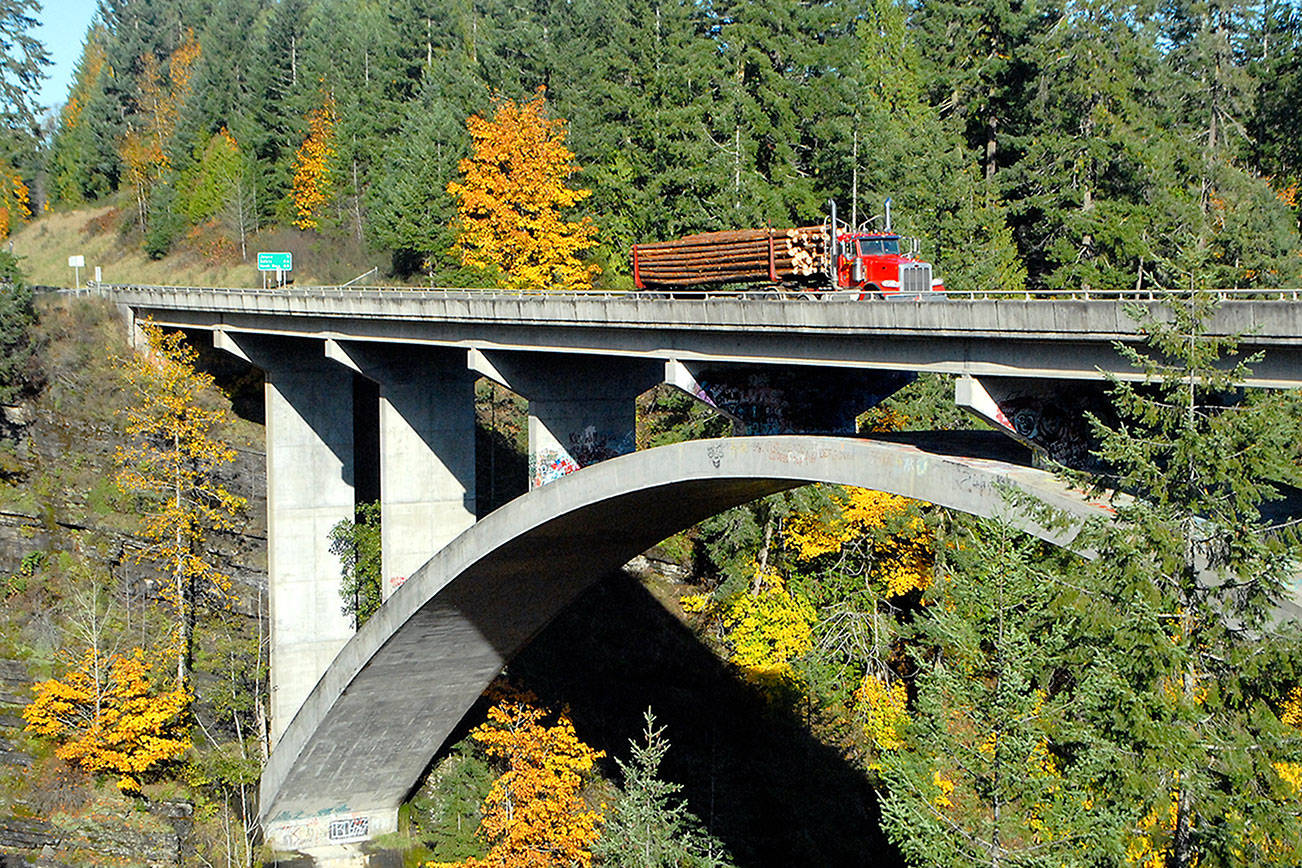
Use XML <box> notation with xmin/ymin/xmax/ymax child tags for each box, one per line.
<box><xmin>448</xmin><ymin>93</ymin><xmax>599</xmax><ymax>290</ymax></box>
<box><xmin>290</xmin><ymin>93</ymin><xmax>338</xmax><ymax>229</ymax></box>
<box><xmin>0</xmin><ymin>165</ymin><xmax>30</xmax><ymax>239</ymax></box>
<box><xmin>115</xmin><ymin>322</ymin><xmax>246</xmax><ymax>686</ymax></box>
<box><xmin>435</xmin><ymin>684</ymin><xmax>603</xmax><ymax>867</ymax></box>
<box><xmin>24</xmin><ymin>646</ymin><xmax>190</xmax><ymax>793</ymax></box>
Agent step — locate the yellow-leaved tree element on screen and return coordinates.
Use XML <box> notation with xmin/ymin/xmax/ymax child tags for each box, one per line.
<box><xmin>447</xmin><ymin>92</ymin><xmax>599</xmax><ymax>291</ymax></box>
<box><xmin>115</xmin><ymin>321</ymin><xmax>246</xmax><ymax>686</ymax></box>
<box><xmin>433</xmin><ymin>684</ymin><xmax>603</xmax><ymax>868</ymax></box>
<box><xmin>722</xmin><ymin>566</ymin><xmax>816</xmax><ymax>694</ymax></box>
<box><xmin>0</xmin><ymin>165</ymin><xmax>30</xmax><ymax>239</ymax></box>
<box><xmin>24</xmin><ymin>646</ymin><xmax>190</xmax><ymax>793</ymax></box>
<box><xmin>119</xmin><ymin>32</ymin><xmax>201</xmax><ymax>230</ymax></box>
<box><xmin>290</xmin><ymin>93</ymin><xmax>338</xmax><ymax>230</ymax></box>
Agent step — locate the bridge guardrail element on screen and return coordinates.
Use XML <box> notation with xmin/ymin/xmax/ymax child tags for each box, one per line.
<box><xmin>76</xmin><ymin>283</ymin><xmax>1302</xmax><ymax>302</ymax></box>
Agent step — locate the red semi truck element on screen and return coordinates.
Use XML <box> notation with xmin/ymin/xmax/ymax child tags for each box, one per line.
<box><xmin>632</xmin><ymin>199</ymin><xmax>944</xmax><ymax>297</ymax></box>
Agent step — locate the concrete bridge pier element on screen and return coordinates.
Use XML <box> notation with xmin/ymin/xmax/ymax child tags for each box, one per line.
<box><xmin>326</xmin><ymin>341</ymin><xmax>477</xmax><ymax>601</ymax></box>
<box><xmin>665</xmin><ymin>360</ymin><xmax>912</xmax><ymax>434</ymax></box>
<box><xmin>957</xmin><ymin>374</ymin><xmax>1113</xmax><ymax>470</ymax></box>
<box><xmin>469</xmin><ymin>350</ymin><xmax>662</xmax><ymax>486</ymax></box>
<box><xmin>214</xmin><ymin>332</ymin><xmax>358</xmax><ymax>746</ymax></box>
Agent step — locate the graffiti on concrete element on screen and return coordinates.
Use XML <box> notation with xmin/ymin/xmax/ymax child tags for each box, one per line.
<box><xmin>986</xmin><ymin>385</ymin><xmax>1114</xmax><ymax>471</ymax></box>
<box><xmin>266</xmin><ymin>804</ymin><xmax>359</xmax><ymax>850</ymax></box>
<box><xmin>531</xmin><ymin>448</ymin><xmax>581</xmax><ymax>487</ymax></box>
<box><xmin>327</xmin><ymin>816</ymin><xmax>370</xmax><ymax>843</ymax></box>
<box><xmin>568</xmin><ymin>425</ymin><xmax>632</xmax><ymax>465</ymax></box>
<box><xmin>690</xmin><ymin>366</ymin><xmax>912</xmax><ymax>434</ymax></box>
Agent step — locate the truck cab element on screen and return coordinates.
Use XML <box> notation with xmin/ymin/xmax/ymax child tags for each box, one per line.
<box><xmin>835</xmin><ymin>231</ymin><xmax>945</xmax><ymax>297</ymax></box>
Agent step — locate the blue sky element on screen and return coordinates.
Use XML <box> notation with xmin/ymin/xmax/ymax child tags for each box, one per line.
<box><xmin>35</xmin><ymin>0</ymin><xmax>99</xmax><ymax>112</ymax></box>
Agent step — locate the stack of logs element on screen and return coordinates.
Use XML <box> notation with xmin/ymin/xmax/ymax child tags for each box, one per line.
<box><xmin>632</xmin><ymin>226</ymin><xmax>828</xmax><ymax>288</ymax></box>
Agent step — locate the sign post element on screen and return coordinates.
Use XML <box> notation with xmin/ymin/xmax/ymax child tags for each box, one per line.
<box><xmin>257</xmin><ymin>252</ymin><xmax>293</xmax><ymax>288</ymax></box>
<box><xmin>67</xmin><ymin>255</ymin><xmax>85</xmax><ymax>290</ymax></box>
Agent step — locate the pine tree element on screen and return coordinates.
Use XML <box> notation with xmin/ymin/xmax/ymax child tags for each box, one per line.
<box><xmin>1068</xmin><ymin>291</ymin><xmax>1302</xmax><ymax>865</ymax></box>
<box><xmin>1003</xmin><ymin>0</ymin><xmax>1169</xmax><ymax>291</ymax></box>
<box><xmin>47</xmin><ymin>26</ymin><xmax>114</xmax><ymax>205</ymax></box>
<box><xmin>367</xmin><ymin>67</ymin><xmax>484</xmax><ymax>279</ymax></box>
<box><xmin>596</xmin><ymin>710</ymin><xmax>733</xmax><ymax>868</ymax></box>
<box><xmin>0</xmin><ymin>249</ymin><xmax>33</xmax><ymax>403</ymax></box>
<box><xmin>878</xmin><ymin>518</ymin><xmax>1118</xmax><ymax>867</ymax></box>
<box><xmin>0</xmin><ymin>0</ymin><xmax>49</xmax><ymax>130</ymax></box>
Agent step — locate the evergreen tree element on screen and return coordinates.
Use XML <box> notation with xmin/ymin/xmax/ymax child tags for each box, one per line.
<box><xmin>1004</xmin><ymin>0</ymin><xmax>1169</xmax><ymax>291</ymax></box>
<box><xmin>819</xmin><ymin>0</ymin><xmax>1025</xmax><ymax>291</ymax></box>
<box><xmin>47</xmin><ymin>25</ymin><xmax>117</xmax><ymax>205</ymax></box>
<box><xmin>1248</xmin><ymin>1</ymin><xmax>1302</xmax><ymax>236</ymax></box>
<box><xmin>694</xmin><ymin>0</ymin><xmax>826</xmax><ymax>228</ymax></box>
<box><xmin>367</xmin><ymin>69</ymin><xmax>482</xmax><ymax>279</ymax></box>
<box><xmin>596</xmin><ymin>710</ymin><xmax>733</xmax><ymax>868</ymax></box>
<box><xmin>0</xmin><ymin>250</ymin><xmax>34</xmax><ymax>404</ymax></box>
<box><xmin>0</xmin><ymin>0</ymin><xmax>48</xmax><ymax>130</ymax></box>
<box><xmin>1068</xmin><ymin>291</ymin><xmax>1302</xmax><ymax>865</ymax></box>
<box><xmin>543</xmin><ymin>0</ymin><xmax>720</xmax><ymax>271</ymax></box>
<box><xmin>879</xmin><ymin>519</ymin><xmax>1119</xmax><ymax>866</ymax></box>
<box><xmin>915</xmin><ymin>0</ymin><xmax>1051</xmax><ymax>188</ymax></box>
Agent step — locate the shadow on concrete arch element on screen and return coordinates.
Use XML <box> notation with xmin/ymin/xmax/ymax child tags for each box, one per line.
<box><xmin>508</xmin><ymin>568</ymin><xmax>895</xmax><ymax>865</ymax></box>
<box><xmin>260</xmin><ymin>434</ymin><xmax>1114</xmax><ymax>846</ymax></box>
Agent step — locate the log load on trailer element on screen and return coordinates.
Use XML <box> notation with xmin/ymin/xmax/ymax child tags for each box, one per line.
<box><xmin>631</xmin><ymin>201</ymin><xmax>944</xmax><ymax>297</ymax></box>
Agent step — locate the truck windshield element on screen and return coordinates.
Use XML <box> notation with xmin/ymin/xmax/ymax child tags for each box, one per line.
<box><xmin>858</xmin><ymin>238</ymin><xmax>900</xmax><ymax>256</ymax></box>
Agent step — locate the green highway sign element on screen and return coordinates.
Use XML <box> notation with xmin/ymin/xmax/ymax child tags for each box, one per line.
<box><xmin>257</xmin><ymin>251</ymin><xmax>293</xmax><ymax>271</ymax></box>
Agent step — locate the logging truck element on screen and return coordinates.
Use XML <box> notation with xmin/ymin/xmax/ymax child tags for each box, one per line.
<box><xmin>631</xmin><ymin>199</ymin><xmax>944</xmax><ymax>297</ymax></box>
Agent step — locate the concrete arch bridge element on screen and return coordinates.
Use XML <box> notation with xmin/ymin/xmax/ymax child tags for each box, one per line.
<box><xmin>260</xmin><ymin>434</ymin><xmax>1120</xmax><ymax>853</ymax></box>
<box><xmin>97</xmin><ymin>285</ymin><xmax>1302</xmax><ymax>860</ymax></box>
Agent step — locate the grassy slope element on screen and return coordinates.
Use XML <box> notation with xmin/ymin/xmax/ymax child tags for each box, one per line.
<box><xmin>10</xmin><ymin>205</ymin><xmax>375</xmax><ymax>288</ymax></box>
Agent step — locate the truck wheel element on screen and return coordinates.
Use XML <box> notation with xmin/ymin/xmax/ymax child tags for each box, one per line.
<box><xmin>864</xmin><ymin>283</ymin><xmax>883</xmax><ymax>299</ymax></box>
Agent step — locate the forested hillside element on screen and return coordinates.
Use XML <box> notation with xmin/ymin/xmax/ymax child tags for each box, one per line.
<box><xmin>6</xmin><ymin>0</ymin><xmax>1302</xmax><ymax>291</ymax></box>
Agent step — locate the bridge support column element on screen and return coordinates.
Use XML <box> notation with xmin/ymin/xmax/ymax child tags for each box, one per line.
<box><xmin>469</xmin><ymin>350</ymin><xmax>661</xmax><ymax>486</ymax></box>
<box><xmin>326</xmin><ymin>341</ymin><xmax>477</xmax><ymax>600</ymax></box>
<box><xmin>215</xmin><ymin>332</ymin><xmax>357</xmax><ymax>744</ymax></box>
<box><xmin>665</xmin><ymin>360</ymin><xmax>911</xmax><ymax>434</ymax></box>
<box><xmin>956</xmin><ymin>375</ymin><xmax>1113</xmax><ymax>470</ymax></box>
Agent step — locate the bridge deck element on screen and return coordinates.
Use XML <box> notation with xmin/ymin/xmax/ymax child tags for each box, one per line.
<box><xmin>104</xmin><ymin>286</ymin><xmax>1302</xmax><ymax>386</ymax></box>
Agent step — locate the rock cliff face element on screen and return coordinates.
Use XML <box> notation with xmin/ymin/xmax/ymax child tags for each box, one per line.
<box><xmin>0</xmin><ymin>298</ymin><xmax>270</xmax><ymax>867</ymax></box>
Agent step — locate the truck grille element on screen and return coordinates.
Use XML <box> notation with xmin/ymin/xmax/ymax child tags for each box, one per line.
<box><xmin>899</xmin><ymin>262</ymin><xmax>932</xmax><ymax>294</ymax></box>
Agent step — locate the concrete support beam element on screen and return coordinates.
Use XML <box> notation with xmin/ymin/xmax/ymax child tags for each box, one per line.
<box><xmin>470</xmin><ymin>350</ymin><xmax>660</xmax><ymax>487</ymax></box>
<box><xmin>326</xmin><ymin>341</ymin><xmax>477</xmax><ymax>600</ymax></box>
<box><xmin>666</xmin><ymin>359</ymin><xmax>911</xmax><ymax>434</ymax></box>
<box><xmin>215</xmin><ymin>331</ymin><xmax>356</xmax><ymax>744</ymax></box>
<box><xmin>956</xmin><ymin>374</ymin><xmax>1112</xmax><ymax>470</ymax></box>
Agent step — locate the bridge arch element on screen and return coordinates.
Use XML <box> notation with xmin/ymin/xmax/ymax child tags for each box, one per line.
<box><xmin>261</xmin><ymin>434</ymin><xmax>1111</xmax><ymax>846</ymax></box>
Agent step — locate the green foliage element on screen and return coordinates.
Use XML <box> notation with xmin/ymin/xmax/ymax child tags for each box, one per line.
<box><xmin>408</xmin><ymin>740</ymin><xmax>494</xmax><ymax>862</ymax></box>
<box><xmin>1064</xmin><ymin>291</ymin><xmax>1302</xmax><ymax>865</ymax></box>
<box><xmin>142</xmin><ymin>184</ymin><xmax>185</xmax><ymax>260</ymax></box>
<box><xmin>0</xmin><ymin>0</ymin><xmax>49</xmax><ymax>130</ymax></box>
<box><xmin>637</xmin><ymin>386</ymin><xmax>732</xmax><ymax>451</ymax></box>
<box><xmin>0</xmin><ymin>249</ymin><xmax>34</xmax><ymax>403</ymax></box>
<box><xmin>861</xmin><ymin>374</ymin><xmax>983</xmax><ymax>433</ymax></box>
<box><xmin>328</xmin><ymin>500</ymin><xmax>382</xmax><ymax>629</ymax></box>
<box><xmin>879</xmin><ymin>519</ymin><xmax>1119</xmax><ymax>867</ymax></box>
<box><xmin>367</xmin><ymin>71</ymin><xmax>482</xmax><ymax>281</ymax></box>
<box><xmin>34</xmin><ymin>0</ymin><xmax>1302</xmax><ymax>282</ymax></box>
<box><xmin>595</xmin><ymin>709</ymin><xmax>734</xmax><ymax>867</ymax></box>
